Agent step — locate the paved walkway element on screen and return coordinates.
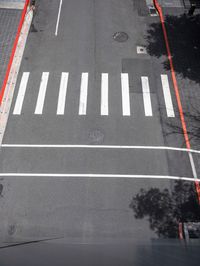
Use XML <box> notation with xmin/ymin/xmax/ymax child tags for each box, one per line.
<box><xmin>0</xmin><ymin>2</ymin><xmax>24</xmax><ymax>91</ymax></box>
<box><xmin>0</xmin><ymin>0</ymin><xmax>25</xmax><ymax>9</ymax></box>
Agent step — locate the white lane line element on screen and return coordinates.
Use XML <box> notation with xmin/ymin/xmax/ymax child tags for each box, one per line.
<box><xmin>13</xmin><ymin>72</ymin><xmax>30</xmax><ymax>115</ymax></box>
<box><xmin>79</xmin><ymin>73</ymin><xmax>89</xmax><ymax>115</ymax></box>
<box><xmin>101</xmin><ymin>73</ymin><xmax>109</xmax><ymax>115</ymax></box>
<box><xmin>161</xmin><ymin>75</ymin><xmax>175</xmax><ymax>117</ymax></box>
<box><xmin>0</xmin><ymin>173</ymin><xmax>198</xmax><ymax>182</ymax></box>
<box><xmin>57</xmin><ymin>72</ymin><xmax>69</xmax><ymax>115</ymax></box>
<box><xmin>121</xmin><ymin>73</ymin><xmax>131</xmax><ymax>116</ymax></box>
<box><xmin>141</xmin><ymin>76</ymin><xmax>153</xmax><ymax>116</ymax></box>
<box><xmin>2</xmin><ymin>144</ymin><xmax>200</xmax><ymax>154</ymax></box>
<box><xmin>34</xmin><ymin>72</ymin><xmax>49</xmax><ymax>115</ymax></box>
<box><xmin>55</xmin><ymin>0</ymin><xmax>63</xmax><ymax>36</ymax></box>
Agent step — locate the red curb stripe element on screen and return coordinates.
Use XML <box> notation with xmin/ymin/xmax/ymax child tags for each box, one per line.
<box><xmin>0</xmin><ymin>0</ymin><xmax>30</xmax><ymax>104</ymax></box>
<box><xmin>178</xmin><ymin>223</ymin><xmax>184</xmax><ymax>240</ymax></box>
<box><xmin>153</xmin><ymin>0</ymin><xmax>200</xmax><ymax>203</ymax></box>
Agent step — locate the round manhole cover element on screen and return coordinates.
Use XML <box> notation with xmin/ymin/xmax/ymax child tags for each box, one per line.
<box><xmin>113</xmin><ymin>32</ymin><xmax>129</xmax><ymax>42</ymax></box>
<box><xmin>88</xmin><ymin>130</ymin><xmax>104</xmax><ymax>144</ymax></box>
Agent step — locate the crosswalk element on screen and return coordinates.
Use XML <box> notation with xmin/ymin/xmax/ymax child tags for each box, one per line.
<box><xmin>121</xmin><ymin>73</ymin><xmax>131</xmax><ymax>116</ymax></box>
<box><xmin>57</xmin><ymin>72</ymin><xmax>69</xmax><ymax>115</ymax></box>
<box><xmin>13</xmin><ymin>72</ymin><xmax>176</xmax><ymax>117</ymax></box>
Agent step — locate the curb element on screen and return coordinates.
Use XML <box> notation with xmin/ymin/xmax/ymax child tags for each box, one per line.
<box><xmin>153</xmin><ymin>0</ymin><xmax>200</xmax><ymax>204</ymax></box>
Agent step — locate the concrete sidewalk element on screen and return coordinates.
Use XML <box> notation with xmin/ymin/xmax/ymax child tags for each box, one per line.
<box><xmin>0</xmin><ymin>0</ymin><xmax>25</xmax><ymax>9</ymax></box>
<box><xmin>0</xmin><ymin>1</ymin><xmax>24</xmax><ymax>91</ymax></box>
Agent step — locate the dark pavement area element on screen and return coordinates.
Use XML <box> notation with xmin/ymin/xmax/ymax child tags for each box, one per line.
<box><xmin>0</xmin><ymin>0</ymin><xmax>200</xmax><ymax>265</ymax></box>
<box><xmin>149</xmin><ymin>1</ymin><xmax>200</xmax><ymax>141</ymax></box>
<box><xmin>146</xmin><ymin>0</ymin><xmax>200</xmax><ymax>173</ymax></box>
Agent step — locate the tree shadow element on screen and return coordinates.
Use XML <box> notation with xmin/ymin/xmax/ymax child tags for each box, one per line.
<box><xmin>129</xmin><ymin>181</ymin><xmax>200</xmax><ymax>238</ymax></box>
<box><xmin>146</xmin><ymin>14</ymin><xmax>200</xmax><ymax>83</ymax></box>
<box><xmin>161</xmin><ymin>101</ymin><xmax>200</xmax><ymax>148</ymax></box>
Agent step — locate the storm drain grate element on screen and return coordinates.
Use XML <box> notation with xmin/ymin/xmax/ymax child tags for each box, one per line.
<box><xmin>137</xmin><ymin>46</ymin><xmax>147</xmax><ymax>54</ymax></box>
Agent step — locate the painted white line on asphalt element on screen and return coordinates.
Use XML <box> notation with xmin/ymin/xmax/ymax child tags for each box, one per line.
<box><xmin>121</xmin><ymin>73</ymin><xmax>131</xmax><ymax>116</ymax></box>
<box><xmin>161</xmin><ymin>75</ymin><xmax>175</xmax><ymax>117</ymax></box>
<box><xmin>2</xmin><ymin>144</ymin><xmax>200</xmax><ymax>154</ymax></box>
<box><xmin>57</xmin><ymin>72</ymin><xmax>69</xmax><ymax>115</ymax></box>
<box><xmin>13</xmin><ymin>72</ymin><xmax>30</xmax><ymax>115</ymax></box>
<box><xmin>101</xmin><ymin>73</ymin><xmax>109</xmax><ymax>115</ymax></box>
<box><xmin>0</xmin><ymin>173</ymin><xmax>198</xmax><ymax>182</ymax></box>
<box><xmin>55</xmin><ymin>0</ymin><xmax>63</xmax><ymax>36</ymax></box>
<box><xmin>34</xmin><ymin>72</ymin><xmax>49</xmax><ymax>115</ymax></box>
<box><xmin>188</xmin><ymin>152</ymin><xmax>198</xmax><ymax>179</ymax></box>
<box><xmin>79</xmin><ymin>73</ymin><xmax>89</xmax><ymax>115</ymax></box>
<box><xmin>141</xmin><ymin>76</ymin><xmax>153</xmax><ymax>116</ymax></box>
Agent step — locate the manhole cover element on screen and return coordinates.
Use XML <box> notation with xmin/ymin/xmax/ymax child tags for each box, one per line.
<box><xmin>113</xmin><ymin>32</ymin><xmax>129</xmax><ymax>42</ymax></box>
<box><xmin>88</xmin><ymin>130</ymin><xmax>104</xmax><ymax>144</ymax></box>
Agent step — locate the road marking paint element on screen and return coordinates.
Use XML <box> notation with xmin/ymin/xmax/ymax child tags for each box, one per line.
<box><xmin>101</xmin><ymin>73</ymin><xmax>109</xmax><ymax>115</ymax></box>
<box><xmin>121</xmin><ymin>73</ymin><xmax>131</xmax><ymax>116</ymax></box>
<box><xmin>13</xmin><ymin>72</ymin><xmax>30</xmax><ymax>115</ymax></box>
<box><xmin>141</xmin><ymin>76</ymin><xmax>153</xmax><ymax>116</ymax></box>
<box><xmin>2</xmin><ymin>144</ymin><xmax>200</xmax><ymax>154</ymax></box>
<box><xmin>79</xmin><ymin>73</ymin><xmax>89</xmax><ymax>115</ymax></box>
<box><xmin>188</xmin><ymin>152</ymin><xmax>198</xmax><ymax>179</ymax></box>
<box><xmin>34</xmin><ymin>72</ymin><xmax>49</xmax><ymax>115</ymax></box>
<box><xmin>57</xmin><ymin>72</ymin><xmax>69</xmax><ymax>115</ymax></box>
<box><xmin>0</xmin><ymin>173</ymin><xmax>198</xmax><ymax>182</ymax></box>
<box><xmin>161</xmin><ymin>75</ymin><xmax>175</xmax><ymax>117</ymax></box>
<box><xmin>55</xmin><ymin>0</ymin><xmax>63</xmax><ymax>36</ymax></box>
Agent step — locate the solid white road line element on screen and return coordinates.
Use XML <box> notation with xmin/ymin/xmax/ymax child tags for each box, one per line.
<box><xmin>79</xmin><ymin>73</ymin><xmax>89</xmax><ymax>115</ymax></box>
<box><xmin>161</xmin><ymin>75</ymin><xmax>175</xmax><ymax>117</ymax></box>
<box><xmin>55</xmin><ymin>0</ymin><xmax>63</xmax><ymax>36</ymax></box>
<box><xmin>57</xmin><ymin>72</ymin><xmax>69</xmax><ymax>115</ymax></box>
<box><xmin>2</xmin><ymin>144</ymin><xmax>200</xmax><ymax>154</ymax></box>
<box><xmin>34</xmin><ymin>72</ymin><xmax>49</xmax><ymax>115</ymax></box>
<box><xmin>101</xmin><ymin>73</ymin><xmax>109</xmax><ymax>115</ymax></box>
<box><xmin>0</xmin><ymin>173</ymin><xmax>198</xmax><ymax>182</ymax></box>
<box><xmin>121</xmin><ymin>73</ymin><xmax>131</xmax><ymax>116</ymax></box>
<box><xmin>13</xmin><ymin>72</ymin><xmax>30</xmax><ymax>115</ymax></box>
<box><xmin>141</xmin><ymin>76</ymin><xmax>153</xmax><ymax>116</ymax></box>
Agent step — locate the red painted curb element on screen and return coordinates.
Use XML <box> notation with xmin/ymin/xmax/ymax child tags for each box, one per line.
<box><xmin>178</xmin><ymin>223</ymin><xmax>184</xmax><ymax>240</ymax></box>
<box><xmin>0</xmin><ymin>0</ymin><xmax>30</xmax><ymax>104</ymax></box>
<box><xmin>153</xmin><ymin>0</ymin><xmax>200</xmax><ymax>204</ymax></box>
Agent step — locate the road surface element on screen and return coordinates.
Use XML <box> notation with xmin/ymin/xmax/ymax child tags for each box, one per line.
<box><xmin>0</xmin><ymin>0</ymin><xmax>199</xmax><ymax>265</ymax></box>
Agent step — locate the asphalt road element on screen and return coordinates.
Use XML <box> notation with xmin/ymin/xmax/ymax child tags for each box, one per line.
<box><xmin>0</xmin><ymin>0</ymin><xmax>199</xmax><ymax>265</ymax></box>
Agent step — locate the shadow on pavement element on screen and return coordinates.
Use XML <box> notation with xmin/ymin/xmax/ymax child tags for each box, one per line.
<box><xmin>129</xmin><ymin>181</ymin><xmax>200</xmax><ymax>238</ymax></box>
<box><xmin>146</xmin><ymin>14</ymin><xmax>200</xmax><ymax>84</ymax></box>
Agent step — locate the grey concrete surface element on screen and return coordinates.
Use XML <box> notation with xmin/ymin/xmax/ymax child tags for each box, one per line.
<box><xmin>0</xmin><ymin>0</ymin><xmax>199</xmax><ymax>264</ymax></box>
<box><xmin>0</xmin><ymin>8</ymin><xmax>21</xmax><ymax>90</ymax></box>
<box><xmin>159</xmin><ymin>0</ymin><xmax>183</xmax><ymax>7</ymax></box>
<box><xmin>0</xmin><ymin>1</ymin><xmax>25</xmax><ymax>9</ymax></box>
